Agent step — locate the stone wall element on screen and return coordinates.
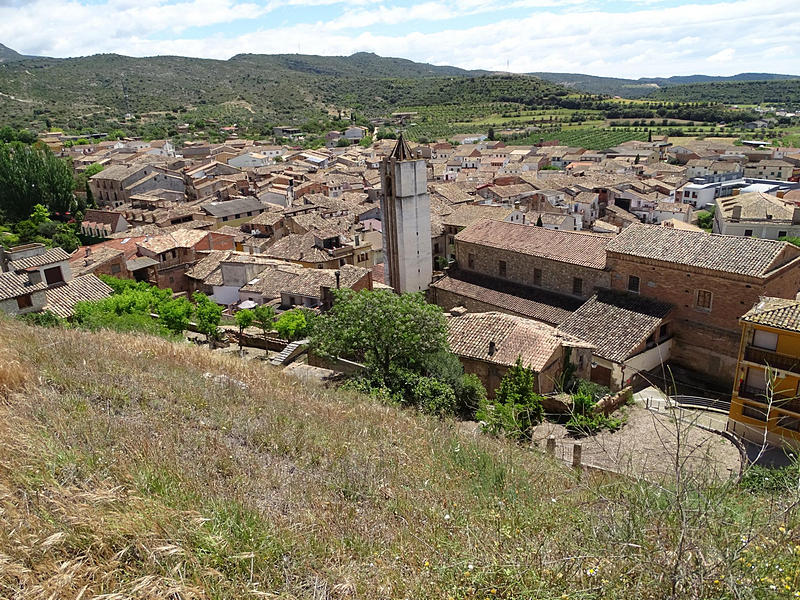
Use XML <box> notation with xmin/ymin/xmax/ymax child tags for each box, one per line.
<box><xmin>455</xmin><ymin>239</ymin><xmax>610</xmax><ymax>300</ymax></box>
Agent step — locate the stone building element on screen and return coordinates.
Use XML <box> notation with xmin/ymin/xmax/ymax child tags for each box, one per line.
<box><xmin>606</xmin><ymin>223</ymin><xmax>800</xmax><ymax>387</ymax></box>
<box><xmin>452</xmin><ymin>219</ymin><xmax>612</xmax><ymax>300</ymax></box>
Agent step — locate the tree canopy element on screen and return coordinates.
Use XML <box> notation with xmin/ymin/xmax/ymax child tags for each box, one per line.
<box><xmin>311</xmin><ymin>289</ymin><xmax>449</xmax><ymax>377</ymax></box>
<box><xmin>0</xmin><ymin>142</ymin><xmax>75</xmax><ymax>222</ymax></box>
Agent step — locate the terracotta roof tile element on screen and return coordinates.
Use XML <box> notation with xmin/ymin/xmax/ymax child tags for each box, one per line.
<box><xmin>607</xmin><ymin>223</ymin><xmax>799</xmax><ymax>277</ymax></box>
<box><xmin>455</xmin><ymin>219</ymin><xmax>610</xmax><ymax>269</ymax></box>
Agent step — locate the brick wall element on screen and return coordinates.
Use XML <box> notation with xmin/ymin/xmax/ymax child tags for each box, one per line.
<box><xmin>455</xmin><ymin>239</ymin><xmax>610</xmax><ymax>299</ymax></box>
<box><xmin>606</xmin><ymin>251</ymin><xmax>800</xmax><ymax>385</ymax></box>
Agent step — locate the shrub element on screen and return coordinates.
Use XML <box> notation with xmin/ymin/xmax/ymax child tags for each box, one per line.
<box><xmin>476</xmin><ymin>358</ymin><xmax>544</xmax><ymax>441</ymax></box>
<box><xmin>275</xmin><ymin>309</ymin><xmax>309</xmax><ymax>341</ymax></box>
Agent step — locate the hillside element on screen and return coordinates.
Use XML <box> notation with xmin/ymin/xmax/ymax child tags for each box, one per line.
<box><xmin>0</xmin><ymin>43</ymin><xmax>31</xmax><ymax>63</ymax></box>
<box><xmin>1</xmin><ymin>316</ymin><xmax>799</xmax><ymax>598</ymax></box>
<box><xmin>649</xmin><ymin>79</ymin><xmax>800</xmax><ymax>107</ymax></box>
<box><xmin>532</xmin><ymin>71</ymin><xmax>800</xmax><ymax>99</ymax></box>
<box><xmin>0</xmin><ymin>51</ymin><xmax>563</xmax><ymax>135</ymax></box>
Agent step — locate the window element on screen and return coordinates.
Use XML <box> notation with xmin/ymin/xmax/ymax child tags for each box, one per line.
<box><xmin>16</xmin><ymin>294</ymin><xmax>32</xmax><ymax>309</ymax></box>
<box><xmin>659</xmin><ymin>323</ymin><xmax>669</xmax><ymax>339</ymax></box>
<box><xmin>779</xmin><ymin>231</ymin><xmax>788</xmax><ymax>238</ymax></box>
<box><xmin>627</xmin><ymin>275</ymin><xmax>640</xmax><ymax>293</ymax></box>
<box><xmin>434</xmin><ymin>243</ymin><xmax>440</xmax><ymax>254</ymax></box>
<box><xmin>498</xmin><ymin>260</ymin><xmax>507</xmax><ymax>277</ymax></box>
<box><xmin>533</xmin><ymin>268</ymin><xmax>542</xmax><ymax>286</ymax></box>
<box><xmin>752</xmin><ymin>329</ymin><xmax>778</xmax><ymax>351</ymax></box>
<box><xmin>696</xmin><ymin>289</ymin><xmax>712</xmax><ymax>310</ymax></box>
<box><xmin>744</xmin><ymin>229</ymin><xmax>753</xmax><ymax>237</ymax></box>
<box><xmin>468</xmin><ymin>253</ymin><xmax>475</xmax><ymax>269</ymax></box>
<box><xmin>44</xmin><ymin>266</ymin><xmax>64</xmax><ymax>285</ymax></box>
<box><xmin>572</xmin><ymin>277</ymin><xmax>583</xmax><ymax>296</ymax></box>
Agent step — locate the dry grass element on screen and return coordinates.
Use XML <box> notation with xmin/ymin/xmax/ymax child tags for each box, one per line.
<box><xmin>1</xmin><ymin>315</ymin><xmax>799</xmax><ymax>599</ymax></box>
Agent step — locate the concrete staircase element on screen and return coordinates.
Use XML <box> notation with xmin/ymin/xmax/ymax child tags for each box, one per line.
<box><xmin>270</xmin><ymin>338</ymin><xmax>309</xmax><ymax>366</ymax></box>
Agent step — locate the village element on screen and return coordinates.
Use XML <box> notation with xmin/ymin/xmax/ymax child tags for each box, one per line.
<box><xmin>3</xmin><ymin>123</ymin><xmax>800</xmax><ymax>470</ymax></box>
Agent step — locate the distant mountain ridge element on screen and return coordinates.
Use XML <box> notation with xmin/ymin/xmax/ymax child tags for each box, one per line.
<box><xmin>531</xmin><ymin>71</ymin><xmax>800</xmax><ymax>97</ymax></box>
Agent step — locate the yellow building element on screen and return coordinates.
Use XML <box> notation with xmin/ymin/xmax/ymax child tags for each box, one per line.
<box><xmin>728</xmin><ymin>297</ymin><xmax>800</xmax><ymax>448</ymax></box>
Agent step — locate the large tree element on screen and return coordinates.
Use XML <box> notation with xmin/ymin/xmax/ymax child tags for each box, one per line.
<box><xmin>311</xmin><ymin>289</ymin><xmax>449</xmax><ymax>378</ymax></box>
<box><xmin>0</xmin><ymin>142</ymin><xmax>75</xmax><ymax>222</ymax></box>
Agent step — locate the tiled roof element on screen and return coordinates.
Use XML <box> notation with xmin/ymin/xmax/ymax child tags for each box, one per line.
<box><xmin>137</xmin><ymin>229</ymin><xmax>209</xmax><ymax>254</ymax></box>
<box><xmin>241</xmin><ymin>263</ymin><xmax>368</xmax><ymax>300</ymax></box>
<box><xmin>558</xmin><ymin>290</ymin><xmax>673</xmax><ymax>363</ymax></box>
<box><xmin>741</xmin><ymin>297</ymin><xmax>800</xmax><ymax>333</ymax></box>
<box><xmin>430</xmin><ymin>270</ymin><xmax>583</xmax><ymax>326</ymax></box>
<box><xmin>447</xmin><ymin>311</ymin><xmax>591</xmax><ymax>372</ymax></box>
<box><xmin>717</xmin><ymin>192</ymin><xmax>795</xmax><ymax>222</ymax></box>
<box><xmin>70</xmin><ymin>247</ymin><xmax>124</xmax><ymax>277</ymax></box>
<box><xmin>8</xmin><ymin>247</ymin><xmax>70</xmax><ymax>271</ymax></box>
<box><xmin>455</xmin><ymin>219</ymin><xmax>610</xmax><ymax>269</ymax></box>
<box><xmin>43</xmin><ymin>275</ymin><xmax>113</xmax><ymax>318</ymax></box>
<box><xmin>441</xmin><ymin>205</ymin><xmax>514</xmax><ymax>229</ymax></box>
<box><xmin>0</xmin><ymin>272</ymin><xmax>48</xmax><ymax>301</ymax></box>
<box><xmin>607</xmin><ymin>223</ymin><xmax>798</xmax><ymax>277</ymax></box>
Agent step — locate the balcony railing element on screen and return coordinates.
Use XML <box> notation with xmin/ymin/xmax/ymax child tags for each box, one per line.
<box><xmin>744</xmin><ymin>346</ymin><xmax>800</xmax><ymax>374</ymax></box>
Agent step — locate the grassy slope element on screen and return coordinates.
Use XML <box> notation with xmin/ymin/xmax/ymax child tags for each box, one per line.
<box><xmin>1</xmin><ymin>316</ymin><xmax>799</xmax><ymax>599</ymax></box>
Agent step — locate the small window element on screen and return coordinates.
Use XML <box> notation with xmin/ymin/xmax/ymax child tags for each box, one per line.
<box><xmin>628</xmin><ymin>275</ymin><xmax>640</xmax><ymax>293</ymax></box>
<box><xmin>744</xmin><ymin>229</ymin><xmax>753</xmax><ymax>237</ymax></box>
<box><xmin>659</xmin><ymin>323</ymin><xmax>669</xmax><ymax>339</ymax></box>
<box><xmin>434</xmin><ymin>243</ymin><xmax>440</xmax><ymax>254</ymax></box>
<box><xmin>572</xmin><ymin>277</ymin><xmax>583</xmax><ymax>296</ymax></box>
<box><xmin>44</xmin><ymin>266</ymin><xmax>64</xmax><ymax>285</ymax></box>
<box><xmin>16</xmin><ymin>294</ymin><xmax>33</xmax><ymax>309</ymax></box>
<box><xmin>498</xmin><ymin>260</ymin><xmax>507</xmax><ymax>277</ymax></box>
<box><xmin>468</xmin><ymin>253</ymin><xmax>475</xmax><ymax>269</ymax></box>
<box><xmin>533</xmin><ymin>268</ymin><xmax>542</xmax><ymax>286</ymax></box>
<box><xmin>696</xmin><ymin>289</ymin><xmax>712</xmax><ymax>310</ymax></box>
<box><xmin>779</xmin><ymin>231</ymin><xmax>788</xmax><ymax>238</ymax></box>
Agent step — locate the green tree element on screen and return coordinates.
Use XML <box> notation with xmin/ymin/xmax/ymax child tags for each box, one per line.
<box><xmin>252</xmin><ymin>304</ymin><xmax>276</xmax><ymax>356</ymax></box>
<box><xmin>275</xmin><ymin>308</ymin><xmax>310</xmax><ymax>341</ymax></box>
<box><xmin>158</xmin><ymin>297</ymin><xmax>193</xmax><ymax>336</ymax></box>
<box><xmin>193</xmin><ymin>292</ymin><xmax>222</xmax><ymax>343</ymax></box>
<box><xmin>0</xmin><ymin>142</ymin><xmax>75</xmax><ymax>221</ymax></box>
<box><xmin>488</xmin><ymin>126</ymin><xmax>495</xmax><ymax>141</ymax></box>
<box><xmin>476</xmin><ymin>357</ymin><xmax>544</xmax><ymax>441</ymax></box>
<box><xmin>234</xmin><ymin>309</ymin><xmax>255</xmax><ymax>351</ymax></box>
<box><xmin>51</xmin><ymin>223</ymin><xmax>81</xmax><ymax>253</ymax></box>
<box><xmin>312</xmin><ymin>289</ymin><xmax>449</xmax><ymax>379</ymax></box>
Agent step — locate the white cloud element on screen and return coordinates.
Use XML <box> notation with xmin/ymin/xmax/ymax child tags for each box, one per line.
<box><xmin>707</xmin><ymin>47</ymin><xmax>735</xmax><ymax>63</ymax></box>
<box><xmin>0</xmin><ymin>0</ymin><xmax>798</xmax><ymax>78</ymax></box>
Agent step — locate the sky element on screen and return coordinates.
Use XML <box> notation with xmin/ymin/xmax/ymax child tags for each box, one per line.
<box><xmin>0</xmin><ymin>0</ymin><xmax>798</xmax><ymax>79</ymax></box>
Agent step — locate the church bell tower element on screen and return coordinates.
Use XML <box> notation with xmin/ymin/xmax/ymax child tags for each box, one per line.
<box><xmin>380</xmin><ymin>135</ymin><xmax>432</xmax><ymax>293</ymax></box>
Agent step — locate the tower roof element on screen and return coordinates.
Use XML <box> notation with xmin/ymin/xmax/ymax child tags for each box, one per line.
<box><xmin>389</xmin><ymin>134</ymin><xmax>414</xmax><ymax>161</ymax></box>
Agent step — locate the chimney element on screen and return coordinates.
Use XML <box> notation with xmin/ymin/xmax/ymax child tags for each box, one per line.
<box><xmin>449</xmin><ymin>306</ymin><xmax>468</xmax><ymax>317</ymax></box>
<box><xmin>28</xmin><ymin>270</ymin><xmax>43</xmax><ymax>285</ymax></box>
<box><xmin>335</xmin><ymin>270</ymin><xmax>341</xmax><ymax>289</ymax></box>
<box><xmin>732</xmin><ymin>205</ymin><xmax>742</xmax><ymax>221</ymax></box>
<box><xmin>792</xmin><ymin>207</ymin><xmax>800</xmax><ymax>226</ymax></box>
<box><xmin>84</xmin><ymin>247</ymin><xmax>91</xmax><ymax>257</ymax></box>
<box><xmin>514</xmin><ymin>200</ymin><xmax>520</xmax><ymax>211</ymax></box>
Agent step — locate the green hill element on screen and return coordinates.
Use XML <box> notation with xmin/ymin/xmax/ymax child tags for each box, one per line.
<box><xmin>0</xmin><ymin>51</ymin><xmax>562</xmax><ymax>136</ymax></box>
<box><xmin>0</xmin><ymin>43</ymin><xmax>32</xmax><ymax>63</ymax></box>
<box><xmin>532</xmin><ymin>71</ymin><xmax>800</xmax><ymax>99</ymax></box>
<box><xmin>649</xmin><ymin>79</ymin><xmax>800</xmax><ymax>107</ymax></box>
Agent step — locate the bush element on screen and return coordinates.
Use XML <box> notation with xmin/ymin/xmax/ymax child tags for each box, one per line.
<box><xmin>20</xmin><ymin>310</ymin><xmax>66</xmax><ymax>328</ymax></box>
<box><xmin>476</xmin><ymin>358</ymin><xmax>544</xmax><ymax>441</ymax></box>
<box><xmin>275</xmin><ymin>309</ymin><xmax>310</xmax><ymax>341</ymax></box>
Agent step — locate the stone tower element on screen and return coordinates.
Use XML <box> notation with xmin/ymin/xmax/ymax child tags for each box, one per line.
<box><xmin>380</xmin><ymin>135</ymin><xmax>432</xmax><ymax>294</ymax></box>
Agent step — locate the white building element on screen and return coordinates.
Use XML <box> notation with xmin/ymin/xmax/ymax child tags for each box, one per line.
<box><xmin>380</xmin><ymin>136</ymin><xmax>433</xmax><ymax>293</ymax></box>
<box><xmin>714</xmin><ymin>191</ymin><xmax>800</xmax><ymax>240</ymax></box>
